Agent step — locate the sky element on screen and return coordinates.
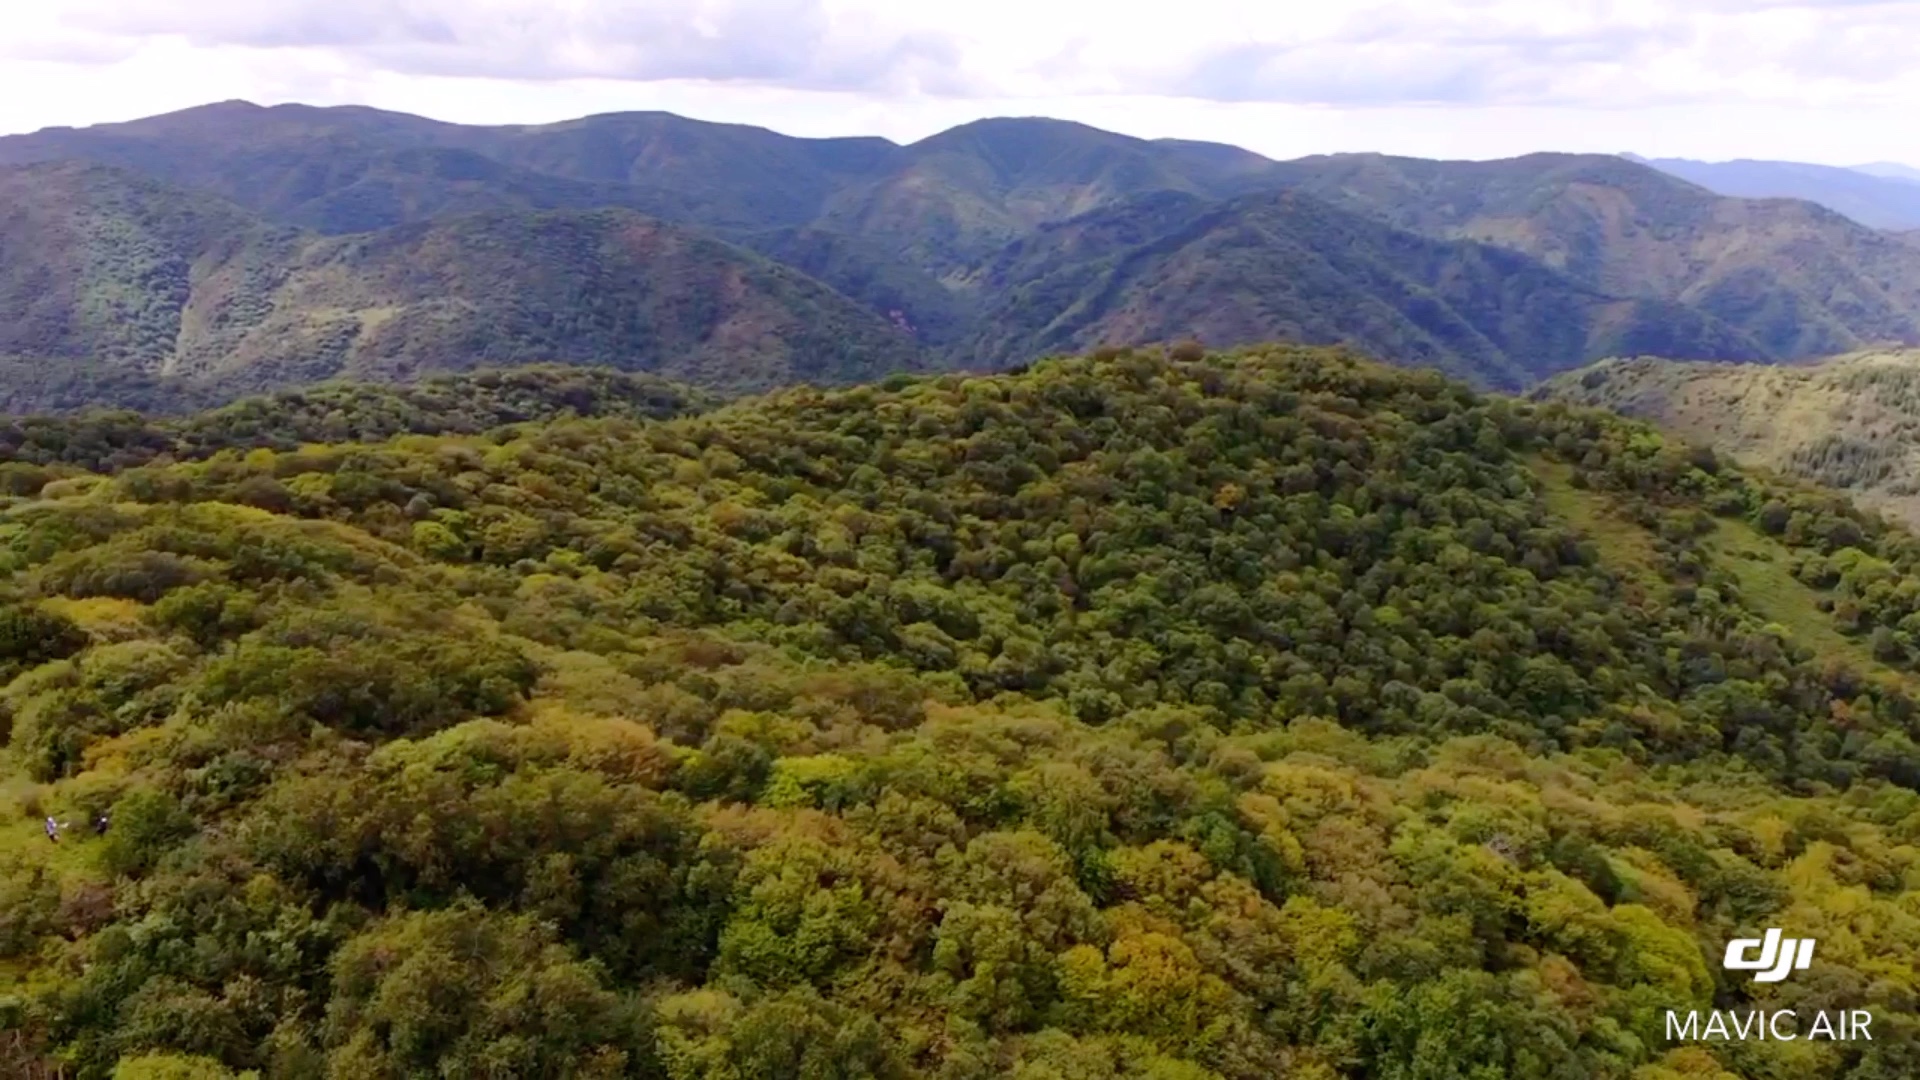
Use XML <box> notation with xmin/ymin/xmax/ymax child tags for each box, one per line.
<box><xmin>3</xmin><ymin>0</ymin><xmax>1920</xmax><ymax>166</ymax></box>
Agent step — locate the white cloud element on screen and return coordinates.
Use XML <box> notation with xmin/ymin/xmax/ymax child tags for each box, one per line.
<box><xmin>17</xmin><ymin>0</ymin><xmax>975</xmax><ymax>93</ymax></box>
<box><xmin>21</xmin><ymin>0</ymin><xmax>1920</xmax><ymax>106</ymax></box>
<box><xmin>3</xmin><ymin>0</ymin><xmax>1920</xmax><ymax>165</ymax></box>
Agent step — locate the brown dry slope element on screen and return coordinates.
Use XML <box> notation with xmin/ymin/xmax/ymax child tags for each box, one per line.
<box><xmin>1534</xmin><ymin>350</ymin><xmax>1920</xmax><ymax>524</ymax></box>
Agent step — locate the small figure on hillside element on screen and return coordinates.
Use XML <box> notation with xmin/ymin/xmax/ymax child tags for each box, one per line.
<box><xmin>93</xmin><ymin>814</ymin><xmax>110</xmax><ymax>835</ymax></box>
<box><xmin>44</xmin><ymin>816</ymin><xmax>59</xmax><ymax>843</ymax></box>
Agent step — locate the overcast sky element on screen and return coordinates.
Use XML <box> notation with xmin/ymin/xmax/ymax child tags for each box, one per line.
<box><xmin>3</xmin><ymin>0</ymin><xmax>1919</xmax><ymax>166</ymax></box>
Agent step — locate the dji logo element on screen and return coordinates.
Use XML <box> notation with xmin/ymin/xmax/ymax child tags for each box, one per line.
<box><xmin>1724</xmin><ymin>929</ymin><xmax>1815</xmax><ymax>983</ymax></box>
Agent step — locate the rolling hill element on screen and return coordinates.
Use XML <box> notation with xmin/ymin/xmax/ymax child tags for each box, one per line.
<box><xmin>1857</xmin><ymin>161</ymin><xmax>1920</xmax><ymax>184</ymax></box>
<box><xmin>0</xmin><ymin>105</ymin><xmax>1288</xmax><ymax>274</ymax></box>
<box><xmin>1534</xmin><ymin>349</ymin><xmax>1920</xmax><ymax>528</ymax></box>
<box><xmin>728</xmin><ymin>226</ymin><xmax>979</xmax><ymax>348</ymax></box>
<box><xmin>5</xmin><ymin>346</ymin><xmax>1920</xmax><ymax>1078</ymax></box>
<box><xmin>0</xmin><ymin>161</ymin><xmax>274</xmax><ymax>370</ymax></box>
<box><xmin>0</xmin><ymin>161</ymin><xmax>924</xmax><ymax>407</ymax></box>
<box><xmin>16</xmin><ymin>102</ymin><xmax>1920</xmax><ymax>402</ymax></box>
<box><xmin>0</xmin><ymin>103</ymin><xmax>1255</xmax><ymax>243</ymax></box>
<box><xmin>0</xmin><ymin>102</ymin><xmax>696</xmax><ymax>235</ymax></box>
<box><xmin>953</xmin><ymin>189</ymin><xmax>1759</xmax><ymax>389</ymax></box>
<box><xmin>1624</xmin><ymin>153</ymin><xmax>1920</xmax><ymax>231</ymax></box>
<box><xmin>807</xmin><ymin>116</ymin><xmax>1281</xmax><ymax>276</ymax></box>
<box><xmin>177</xmin><ymin>206</ymin><xmax>926</xmax><ymax>394</ymax></box>
<box><xmin>1265</xmin><ymin>152</ymin><xmax>1920</xmax><ymax>360</ymax></box>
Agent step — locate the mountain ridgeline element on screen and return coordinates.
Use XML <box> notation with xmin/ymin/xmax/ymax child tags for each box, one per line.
<box><xmin>5</xmin><ymin>347</ymin><xmax>1920</xmax><ymax>1078</ymax></box>
<box><xmin>8</xmin><ymin>102</ymin><xmax>1920</xmax><ymax>407</ymax></box>
<box><xmin>1625</xmin><ymin>153</ymin><xmax>1920</xmax><ymax>232</ymax></box>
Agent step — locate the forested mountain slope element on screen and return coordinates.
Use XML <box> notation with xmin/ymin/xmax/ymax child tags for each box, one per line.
<box><xmin>954</xmin><ymin>189</ymin><xmax>1760</xmax><ymax>389</ymax></box>
<box><xmin>172</xmin><ymin>206</ymin><xmax>924</xmax><ymax>394</ymax></box>
<box><xmin>807</xmin><ymin>116</ymin><xmax>1280</xmax><ymax>275</ymax></box>
<box><xmin>13</xmin><ymin>103</ymin><xmax>1920</xmax><ymax>402</ymax></box>
<box><xmin>3</xmin><ymin>346</ymin><xmax>1920</xmax><ymax>1078</ymax></box>
<box><xmin>0</xmin><ymin>101</ymin><xmax>708</xmax><ymax>234</ymax></box>
<box><xmin>0</xmin><ymin>162</ymin><xmax>923</xmax><ymax>407</ymax></box>
<box><xmin>0</xmin><ymin>162</ymin><xmax>273</xmax><ymax>370</ymax></box>
<box><xmin>0</xmin><ymin>154</ymin><xmax>1759</xmax><ymax>407</ymax></box>
<box><xmin>1535</xmin><ymin>350</ymin><xmax>1920</xmax><ymax>529</ymax></box>
<box><xmin>1268</xmin><ymin>152</ymin><xmax>1920</xmax><ymax>359</ymax></box>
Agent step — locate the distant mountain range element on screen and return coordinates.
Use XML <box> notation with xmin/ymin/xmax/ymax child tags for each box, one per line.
<box><xmin>10</xmin><ymin>100</ymin><xmax>1920</xmax><ymax>408</ymax></box>
<box><xmin>1623</xmin><ymin>153</ymin><xmax>1920</xmax><ymax>230</ymax></box>
<box><xmin>0</xmin><ymin>160</ymin><xmax>924</xmax><ymax>403</ymax></box>
<box><xmin>952</xmin><ymin>187</ymin><xmax>1755</xmax><ymax>388</ymax></box>
<box><xmin>1854</xmin><ymin>162</ymin><xmax>1920</xmax><ymax>185</ymax></box>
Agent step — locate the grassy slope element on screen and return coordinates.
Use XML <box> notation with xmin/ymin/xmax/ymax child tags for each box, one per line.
<box><xmin>1699</xmin><ymin>518</ymin><xmax>1900</xmax><ymax>679</ymax></box>
<box><xmin>1532</xmin><ymin>455</ymin><xmax>1911</xmax><ymax>688</ymax></box>
<box><xmin>1529</xmin><ymin>457</ymin><xmax>1664</xmax><ymax>586</ymax></box>
<box><xmin>1535</xmin><ymin>350</ymin><xmax>1920</xmax><ymax>527</ymax></box>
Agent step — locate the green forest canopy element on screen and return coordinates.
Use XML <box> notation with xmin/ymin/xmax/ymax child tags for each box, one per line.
<box><xmin>2</xmin><ymin>345</ymin><xmax>1920</xmax><ymax>1079</ymax></box>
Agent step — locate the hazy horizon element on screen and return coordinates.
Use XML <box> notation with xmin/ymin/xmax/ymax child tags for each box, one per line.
<box><xmin>6</xmin><ymin>0</ymin><xmax>1920</xmax><ymax>167</ymax></box>
<box><xmin>11</xmin><ymin>96</ymin><xmax>1920</xmax><ymax>177</ymax></box>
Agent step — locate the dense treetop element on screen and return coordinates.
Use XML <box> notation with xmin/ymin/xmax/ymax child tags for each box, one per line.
<box><xmin>3</xmin><ymin>345</ymin><xmax>1920</xmax><ymax>1078</ymax></box>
